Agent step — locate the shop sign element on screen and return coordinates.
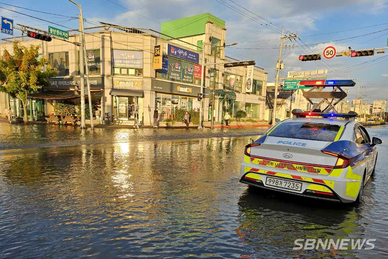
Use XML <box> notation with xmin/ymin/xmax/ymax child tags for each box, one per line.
<box><xmin>177</xmin><ymin>86</ymin><xmax>193</xmax><ymax>93</ymax></box>
<box><xmin>113</xmin><ymin>50</ymin><xmax>143</xmax><ymax>69</ymax></box>
<box><xmin>151</xmin><ymin>79</ymin><xmax>206</xmax><ymax>97</ymax></box>
<box><xmin>153</xmin><ymin>45</ymin><xmax>162</xmax><ymax>70</ymax></box>
<box><xmin>48</xmin><ymin>77</ymin><xmax>104</xmax><ymax>90</ymax></box>
<box><xmin>194</xmin><ymin>64</ymin><xmax>202</xmax><ymax>79</ymax></box>
<box><xmin>181</xmin><ymin>61</ymin><xmax>194</xmax><ymax>84</ymax></box>
<box><xmin>168</xmin><ymin>58</ymin><xmax>182</xmax><ymax>81</ymax></box>
<box><xmin>114</xmin><ymin>80</ymin><xmax>142</xmax><ymax>88</ymax></box>
<box><xmin>245</xmin><ymin>65</ymin><xmax>254</xmax><ymax>93</ymax></box>
<box><xmin>168</xmin><ymin>44</ymin><xmax>199</xmax><ymax>63</ymax></box>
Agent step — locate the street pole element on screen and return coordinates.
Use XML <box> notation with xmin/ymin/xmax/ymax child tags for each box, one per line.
<box><xmin>210</xmin><ymin>46</ymin><xmax>217</xmax><ymax>129</ymax></box>
<box><xmin>198</xmin><ymin>43</ymin><xmax>205</xmax><ymax>129</ymax></box>
<box><xmin>81</xmin><ymin>25</ymin><xmax>94</xmax><ymax>130</ymax></box>
<box><xmin>70</xmin><ymin>0</ymin><xmax>86</xmax><ymax>129</ymax></box>
<box><xmin>272</xmin><ymin>27</ymin><xmax>284</xmax><ymax>125</ymax></box>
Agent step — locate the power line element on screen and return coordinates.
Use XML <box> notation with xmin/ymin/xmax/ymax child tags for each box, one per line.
<box><xmin>214</xmin><ymin>0</ymin><xmax>282</xmax><ymax>34</ymax></box>
<box><xmin>300</xmin><ymin>22</ymin><xmax>388</xmax><ymax>37</ymax></box>
<box><xmin>226</xmin><ymin>0</ymin><xmax>284</xmax><ymax>32</ymax></box>
<box><xmin>0</xmin><ymin>2</ymin><xmax>77</xmax><ymax>19</ymax></box>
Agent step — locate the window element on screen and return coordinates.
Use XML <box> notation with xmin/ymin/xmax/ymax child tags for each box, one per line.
<box><xmin>211</xmin><ymin>38</ymin><xmax>221</xmax><ymax>58</ymax></box>
<box><xmin>270</xmin><ymin>122</ymin><xmax>341</xmax><ymax>142</ymax></box>
<box><xmin>210</xmin><ymin>68</ymin><xmax>219</xmax><ymax>86</ymax></box>
<box><xmin>49</xmin><ymin>52</ymin><xmax>69</xmax><ymax>76</ymax></box>
<box><xmin>253</xmin><ymin>79</ymin><xmax>263</xmax><ymax>95</ymax></box>
<box><xmin>355</xmin><ymin>127</ymin><xmax>370</xmax><ymax>144</ymax></box>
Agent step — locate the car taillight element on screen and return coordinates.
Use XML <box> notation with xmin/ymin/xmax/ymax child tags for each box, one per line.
<box><xmin>244</xmin><ymin>143</ymin><xmax>261</xmax><ymax>156</ymax></box>
<box><xmin>321</xmin><ymin>150</ymin><xmax>351</xmax><ymax>168</ymax></box>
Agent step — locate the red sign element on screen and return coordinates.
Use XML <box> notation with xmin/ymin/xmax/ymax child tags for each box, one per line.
<box><xmin>299</xmin><ymin>80</ymin><xmax>325</xmax><ymax>86</ymax></box>
<box><xmin>323</xmin><ymin>46</ymin><xmax>336</xmax><ymax>59</ymax></box>
<box><xmin>194</xmin><ymin>64</ymin><xmax>202</xmax><ymax>79</ymax></box>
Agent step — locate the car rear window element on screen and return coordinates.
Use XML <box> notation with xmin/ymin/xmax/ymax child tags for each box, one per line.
<box><xmin>269</xmin><ymin>122</ymin><xmax>341</xmax><ymax>142</ymax></box>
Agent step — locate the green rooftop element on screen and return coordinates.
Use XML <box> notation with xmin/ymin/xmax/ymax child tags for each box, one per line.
<box><xmin>161</xmin><ymin>13</ymin><xmax>225</xmax><ymax>39</ymax></box>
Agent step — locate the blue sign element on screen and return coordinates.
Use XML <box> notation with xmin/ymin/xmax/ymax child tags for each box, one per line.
<box><xmin>161</xmin><ymin>56</ymin><xmax>168</xmax><ymax>73</ymax></box>
<box><xmin>168</xmin><ymin>44</ymin><xmax>199</xmax><ymax>63</ymax></box>
<box><xmin>1</xmin><ymin>17</ymin><xmax>13</xmax><ymax>35</ymax></box>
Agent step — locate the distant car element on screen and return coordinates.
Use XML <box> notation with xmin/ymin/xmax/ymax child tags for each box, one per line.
<box><xmin>240</xmin><ymin>113</ymin><xmax>382</xmax><ymax>203</ymax></box>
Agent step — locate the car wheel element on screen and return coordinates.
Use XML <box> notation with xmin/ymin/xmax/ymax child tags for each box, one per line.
<box><xmin>356</xmin><ymin>172</ymin><xmax>366</xmax><ymax>204</ymax></box>
<box><xmin>371</xmin><ymin>154</ymin><xmax>378</xmax><ymax>177</ymax></box>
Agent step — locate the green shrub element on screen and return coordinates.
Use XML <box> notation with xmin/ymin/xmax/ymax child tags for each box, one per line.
<box><xmin>54</xmin><ymin>103</ymin><xmax>76</xmax><ymax>116</ymax></box>
<box><xmin>236</xmin><ymin>110</ymin><xmax>247</xmax><ymax>119</ymax></box>
<box><xmin>174</xmin><ymin>108</ymin><xmax>199</xmax><ymax>124</ymax></box>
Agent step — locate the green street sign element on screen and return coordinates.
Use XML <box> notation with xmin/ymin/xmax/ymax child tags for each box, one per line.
<box><xmin>283</xmin><ymin>80</ymin><xmax>300</xmax><ymax>90</ymax></box>
<box><xmin>48</xmin><ymin>26</ymin><xmax>69</xmax><ymax>39</ymax></box>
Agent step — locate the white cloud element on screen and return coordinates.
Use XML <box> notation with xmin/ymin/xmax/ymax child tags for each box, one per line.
<box><xmin>382</xmin><ymin>73</ymin><xmax>388</xmax><ymax>77</ymax></box>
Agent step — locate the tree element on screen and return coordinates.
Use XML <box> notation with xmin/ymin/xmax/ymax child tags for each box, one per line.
<box><xmin>0</xmin><ymin>41</ymin><xmax>56</xmax><ymax>123</ymax></box>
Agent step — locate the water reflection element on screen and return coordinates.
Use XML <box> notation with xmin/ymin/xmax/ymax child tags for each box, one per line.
<box><xmin>0</xmin><ymin>123</ymin><xmax>387</xmax><ymax>258</ymax></box>
<box><xmin>237</xmin><ymin>188</ymin><xmax>361</xmax><ymax>258</ymax></box>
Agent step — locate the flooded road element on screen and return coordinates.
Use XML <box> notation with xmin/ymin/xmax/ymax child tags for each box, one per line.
<box><xmin>0</xmin><ymin>123</ymin><xmax>387</xmax><ymax>258</ymax></box>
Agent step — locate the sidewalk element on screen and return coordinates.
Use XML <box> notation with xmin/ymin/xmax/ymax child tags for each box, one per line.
<box><xmin>0</xmin><ymin>116</ymin><xmax>272</xmax><ymax>129</ymax></box>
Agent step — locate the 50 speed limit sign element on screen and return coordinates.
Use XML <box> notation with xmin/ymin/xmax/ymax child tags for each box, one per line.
<box><xmin>323</xmin><ymin>46</ymin><xmax>336</xmax><ymax>59</ymax></box>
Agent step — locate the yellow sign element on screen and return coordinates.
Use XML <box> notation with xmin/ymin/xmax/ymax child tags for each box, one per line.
<box><xmin>153</xmin><ymin>56</ymin><xmax>163</xmax><ymax>70</ymax></box>
<box><xmin>177</xmin><ymin>86</ymin><xmax>192</xmax><ymax>93</ymax></box>
<box><xmin>342</xmin><ymin>51</ymin><xmax>351</xmax><ymax>56</ymax></box>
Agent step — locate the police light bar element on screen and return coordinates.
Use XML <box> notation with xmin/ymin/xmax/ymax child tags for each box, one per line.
<box><xmin>292</xmin><ymin>110</ymin><xmax>358</xmax><ymax>118</ymax></box>
<box><xmin>298</xmin><ymin>80</ymin><xmax>356</xmax><ymax>87</ymax></box>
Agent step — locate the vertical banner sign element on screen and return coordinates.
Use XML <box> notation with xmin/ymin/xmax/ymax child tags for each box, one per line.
<box><xmin>194</xmin><ymin>64</ymin><xmax>202</xmax><ymax>79</ymax></box>
<box><xmin>153</xmin><ymin>45</ymin><xmax>163</xmax><ymax>70</ymax></box>
<box><xmin>181</xmin><ymin>61</ymin><xmax>194</xmax><ymax>83</ymax></box>
<box><xmin>168</xmin><ymin>58</ymin><xmax>182</xmax><ymax>81</ymax></box>
<box><xmin>245</xmin><ymin>65</ymin><xmax>254</xmax><ymax>93</ymax></box>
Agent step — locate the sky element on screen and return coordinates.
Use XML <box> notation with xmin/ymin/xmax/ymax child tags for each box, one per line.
<box><xmin>1</xmin><ymin>0</ymin><xmax>388</xmax><ymax>102</ymax></box>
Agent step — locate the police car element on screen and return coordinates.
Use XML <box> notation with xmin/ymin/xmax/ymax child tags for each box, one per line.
<box><xmin>240</xmin><ymin>111</ymin><xmax>382</xmax><ymax>203</ymax></box>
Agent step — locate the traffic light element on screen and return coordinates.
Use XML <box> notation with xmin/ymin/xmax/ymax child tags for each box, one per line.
<box><xmin>351</xmin><ymin>50</ymin><xmax>374</xmax><ymax>57</ymax></box>
<box><xmin>299</xmin><ymin>54</ymin><xmax>321</xmax><ymax>61</ymax></box>
<box><xmin>27</xmin><ymin>31</ymin><xmax>52</xmax><ymax>42</ymax></box>
<box><xmin>197</xmin><ymin>93</ymin><xmax>203</xmax><ymax>101</ymax></box>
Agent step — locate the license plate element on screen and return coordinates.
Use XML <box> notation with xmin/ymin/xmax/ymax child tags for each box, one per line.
<box><xmin>265</xmin><ymin>177</ymin><xmax>302</xmax><ymax>192</ymax></box>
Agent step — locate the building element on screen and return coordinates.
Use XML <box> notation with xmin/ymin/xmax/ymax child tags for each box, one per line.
<box><xmin>372</xmin><ymin>100</ymin><xmax>387</xmax><ymax>120</ymax></box>
<box><xmin>0</xmin><ymin>13</ymin><xmax>268</xmax><ymax>125</ymax></box>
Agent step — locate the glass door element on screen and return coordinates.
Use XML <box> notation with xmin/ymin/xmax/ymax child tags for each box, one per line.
<box><xmin>118</xmin><ymin>97</ymin><xmax>128</xmax><ymax>119</ymax></box>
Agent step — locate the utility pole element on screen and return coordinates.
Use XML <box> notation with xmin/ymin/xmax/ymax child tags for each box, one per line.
<box><xmin>198</xmin><ymin>42</ymin><xmax>205</xmax><ymax>129</ymax></box>
<box><xmin>272</xmin><ymin>28</ymin><xmax>298</xmax><ymax>125</ymax></box>
<box><xmin>211</xmin><ymin>46</ymin><xmax>217</xmax><ymax>129</ymax></box>
<box><xmin>82</xmin><ymin>26</ymin><xmax>94</xmax><ymax>130</ymax></box>
<box><xmin>70</xmin><ymin>0</ymin><xmax>86</xmax><ymax>129</ymax></box>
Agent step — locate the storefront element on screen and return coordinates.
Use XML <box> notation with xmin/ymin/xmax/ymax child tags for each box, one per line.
<box><xmin>110</xmin><ymin>79</ymin><xmax>144</xmax><ymax>123</ymax></box>
<box><xmin>152</xmin><ymin>79</ymin><xmax>206</xmax><ymax>121</ymax></box>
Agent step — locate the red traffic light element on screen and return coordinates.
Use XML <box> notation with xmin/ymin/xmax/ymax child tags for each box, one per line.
<box><xmin>350</xmin><ymin>49</ymin><xmax>374</xmax><ymax>57</ymax></box>
<box><xmin>298</xmin><ymin>54</ymin><xmax>321</xmax><ymax>61</ymax></box>
<box><xmin>27</xmin><ymin>31</ymin><xmax>52</xmax><ymax>42</ymax></box>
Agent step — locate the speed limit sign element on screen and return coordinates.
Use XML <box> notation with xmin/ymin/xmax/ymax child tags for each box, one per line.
<box><xmin>323</xmin><ymin>46</ymin><xmax>336</xmax><ymax>59</ymax></box>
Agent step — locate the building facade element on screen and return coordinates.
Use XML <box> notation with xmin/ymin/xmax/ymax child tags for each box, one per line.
<box><xmin>0</xmin><ymin>13</ymin><xmax>268</xmax><ymax>125</ymax></box>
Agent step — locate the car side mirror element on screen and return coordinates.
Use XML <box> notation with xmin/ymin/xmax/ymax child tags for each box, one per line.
<box><xmin>372</xmin><ymin>137</ymin><xmax>383</xmax><ymax>145</ymax></box>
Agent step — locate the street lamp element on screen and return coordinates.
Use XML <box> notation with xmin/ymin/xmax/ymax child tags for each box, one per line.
<box><xmin>68</xmin><ymin>0</ymin><xmax>94</xmax><ymax>130</ymax></box>
<box><xmin>210</xmin><ymin>42</ymin><xmax>237</xmax><ymax>129</ymax></box>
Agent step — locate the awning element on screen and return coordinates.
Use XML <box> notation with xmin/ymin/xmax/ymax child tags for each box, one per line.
<box><xmin>29</xmin><ymin>90</ymin><xmax>80</xmax><ymax>100</ymax></box>
<box><xmin>110</xmin><ymin>89</ymin><xmax>144</xmax><ymax>97</ymax></box>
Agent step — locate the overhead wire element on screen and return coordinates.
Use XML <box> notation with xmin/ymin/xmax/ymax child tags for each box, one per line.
<box><xmin>0</xmin><ymin>2</ymin><xmax>77</xmax><ymax>19</ymax></box>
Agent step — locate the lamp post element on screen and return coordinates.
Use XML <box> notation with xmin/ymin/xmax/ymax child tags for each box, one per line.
<box><xmin>210</xmin><ymin>42</ymin><xmax>237</xmax><ymax>129</ymax></box>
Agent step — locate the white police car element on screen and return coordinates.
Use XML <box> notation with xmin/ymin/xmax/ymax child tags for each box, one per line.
<box><xmin>240</xmin><ymin>111</ymin><xmax>382</xmax><ymax>203</ymax></box>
